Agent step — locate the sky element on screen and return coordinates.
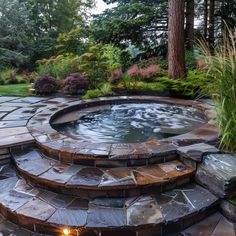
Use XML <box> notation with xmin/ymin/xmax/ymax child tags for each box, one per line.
<box><xmin>92</xmin><ymin>0</ymin><xmax>116</xmax><ymax>14</ymax></box>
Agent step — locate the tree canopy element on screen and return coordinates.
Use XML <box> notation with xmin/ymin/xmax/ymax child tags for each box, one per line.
<box><xmin>91</xmin><ymin>0</ymin><xmax>168</xmax><ymax>58</ymax></box>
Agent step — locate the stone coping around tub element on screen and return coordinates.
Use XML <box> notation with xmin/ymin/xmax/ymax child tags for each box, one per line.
<box><xmin>27</xmin><ymin>96</ymin><xmax>219</xmax><ymax>163</ymax></box>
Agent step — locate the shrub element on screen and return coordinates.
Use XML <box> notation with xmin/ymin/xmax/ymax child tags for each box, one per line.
<box><xmin>140</xmin><ymin>64</ymin><xmax>161</xmax><ymax>80</ymax></box>
<box><xmin>108</xmin><ymin>68</ymin><xmax>123</xmax><ymax>84</ymax></box>
<box><xmin>34</xmin><ymin>75</ymin><xmax>58</xmax><ymax>95</ymax></box>
<box><xmin>78</xmin><ymin>45</ymin><xmax>110</xmax><ymax>88</ymax></box>
<box><xmin>7</xmin><ymin>71</ymin><xmax>18</xmax><ymax>84</ymax></box>
<box><xmin>37</xmin><ymin>55</ymin><xmax>79</xmax><ymax>80</ymax></box>
<box><xmin>63</xmin><ymin>73</ymin><xmax>89</xmax><ymax>94</ymax></box>
<box><xmin>21</xmin><ymin>70</ymin><xmax>38</xmax><ymax>83</ymax></box>
<box><xmin>83</xmin><ymin>83</ymin><xmax>114</xmax><ymax>99</ymax></box>
<box><xmin>127</xmin><ymin>65</ymin><xmax>140</xmax><ymax>78</ymax></box>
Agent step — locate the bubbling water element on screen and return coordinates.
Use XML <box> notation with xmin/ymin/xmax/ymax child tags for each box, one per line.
<box><xmin>53</xmin><ymin>103</ymin><xmax>207</xmax><ymax>143</ymax></box>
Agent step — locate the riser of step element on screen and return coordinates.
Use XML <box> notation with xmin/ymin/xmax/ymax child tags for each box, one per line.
<box><xmin>0</xmin><ymin>167</ymin><xmax>219</xmax><ymax>236</ymax></box>
<box><xmin>12</xmin><ymin>148</ymin><xmax>195</xmax><ymax>198</ymax></box>
<box><xmin>19</xmin><ymin>171</ymin><xmax>193</xmax><ymax>198</ymax></box>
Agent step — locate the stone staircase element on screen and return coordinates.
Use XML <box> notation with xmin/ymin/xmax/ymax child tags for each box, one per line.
<box><xmin>1</xmin><ymin>96</ymin><xmax>235</xmax><ymax>236</ymax></box>
<box><xmin>0</xmin><ymin>142</ymin><xmax>222</xmax><ymax>236</ymax></box>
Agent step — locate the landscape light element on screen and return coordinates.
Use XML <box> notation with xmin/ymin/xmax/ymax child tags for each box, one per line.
<box><xmin>63</xmin><ymin>228</ymin><xmax>70</xmax><ymax>235</ymax></box>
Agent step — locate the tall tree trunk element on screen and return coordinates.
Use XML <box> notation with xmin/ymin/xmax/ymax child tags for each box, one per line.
<box><xmin>185</xmin><ymin>0</ymin><xmax>195</xmax><ymax>51</ymax></box>
<box><xmin>203</xmin><ymin>0</ymin><xmax>208</xmax><ymax>39</ymax></box>
<box><xmin>168</xmin><ymin>0</ymin><xmax>185</xmax><ymax>79</ymax></box>
<box><xmin>208</xmin><ymin>0</ymin><xmax>215</xmax><ymax>50</ymax></box>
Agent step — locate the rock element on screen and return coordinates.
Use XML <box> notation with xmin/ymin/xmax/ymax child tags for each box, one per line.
<box><xmin>195</xmin><ymin>154</ymin><xmax>236</xmax><ymax>197</ymax></box>
<box><xmin>177</xmin><ymin>143</ymin><xmax>219</xmax><ymax>162</ymax></box>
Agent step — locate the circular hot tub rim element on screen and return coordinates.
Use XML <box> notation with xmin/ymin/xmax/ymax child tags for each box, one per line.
<box><xmin>50</xmin><ymin>99</ymin><xmax>209</xmax><ymax>144</ymax></box>
<box><xmin>27</xmin><ymin>96</ymin><xmax>218</xmax><ymax>164</ymax></box>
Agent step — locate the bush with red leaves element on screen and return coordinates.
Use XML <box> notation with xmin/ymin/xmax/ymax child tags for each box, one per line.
<box><xmin>34</xmin><ymin>75</ymin><xmax>58</xmax><ymax>94</ymax></box>
<box><xmin>63</xmin><ymin>73</ymin><xmax>89</xmax><ymax>94</ymax></box>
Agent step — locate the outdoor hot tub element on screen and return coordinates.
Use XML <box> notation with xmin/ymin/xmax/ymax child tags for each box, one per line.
<box><xmin>52</xmin><ymin>102</ymin><xmax>207</xmax><ymax>144</ymax></box>
<box><xmin>28</xmin><ymin>96</ymin><xmax>218</xmax><ymax>166</ymax></box>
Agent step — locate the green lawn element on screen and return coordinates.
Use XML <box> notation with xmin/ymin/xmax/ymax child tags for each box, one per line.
<box><xmin>0</xmin><ymin>84</ymin><xmax>31</xmax><ymax>96</ymax></box>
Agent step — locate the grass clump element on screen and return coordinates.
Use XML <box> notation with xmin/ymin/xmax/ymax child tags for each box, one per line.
<box><xmin>200</xmin><ymin>28</ymin><xmax>236</xmax><ymax>152</ymax></box>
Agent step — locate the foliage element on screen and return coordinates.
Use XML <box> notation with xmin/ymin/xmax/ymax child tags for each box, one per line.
<box><xmin>37</xmin><ymin>55</ymin><xmax>79</xmax><ymax>80</ymax></box>
<box><xmin>83</xmin><ymin>83</ymin><xmax>114</xmax><ymax>99</ymax></box>
<box><xmin>63</xmin><ymin>73</ymin><xmax>89</xmax><ymax>94</ymax></box>
<box><xmin>140</xmin><ymin>64</ymin><xmax>161</xmax><ymax>80</ymax></box>
<box><xmin>20</xmin><ymin>70</ymin><xmax>39</xmax><ymax>83</ymax></box>
<box><xmin>56</xmin><ymin>28</ymin><xmax>89</xmax><ymax>55</ymax></box>
<box><xmin>78</xmin><ymin>45</ymin><xmax>110</xmax><ymax>87</ymax></box>
<box><xmin>34</xmin><ymin>75</ymin><xmax>58</xmax><ymax>94</ymax></box>
<box><xmin>103</xmin><ymin>44</ymin><xmax>123</xmax><ymax>70</ymax></box>
<box><xmin>0</xmin><ymin>69</ymin><xmax>32</xmax><ymax>85</ymax></box>
<box><xmin>116</xmin><ymin>69</ymin><xmax>209</xmax><ymax>97</ymax></box>
<box><xmin>0</xmin><ymin>0</ymin><xmax>30</xmax><ymax>67</ymax></box>
<box><xmin>0</xmin><ymin>84</ymin><xmax>30</xmax><ymax>96</ymax></box>
<box><xmin>200</xmin><ymin>28</ymin><xmax>236</xmax><ymax>152</ymax></box>
<box><xmin>122</xmin><ymin>64</ymin><xmax>161</xmax><ymax>86</ymax></box>
<box><xmin>91</xmin><ymin>0</ymin><xmax>168</xmax><ymax>57</ymax></box>
<box><xmin>185</xmin><ymin>50</ymin><xmax>197</xmax><ymax>70</ymax></box>
<box><xmin>20</xmin><ymin>0</ymin><xmax>94</xmax><ymax>67</ymax></box>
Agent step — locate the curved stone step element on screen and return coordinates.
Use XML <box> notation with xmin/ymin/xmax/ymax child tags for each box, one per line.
<box><xmin>0</xmin><ymin>165</ymin><xmax>218</xmax><ymax>236</ymax></box>
<box><xmin>12</xmin><ymin>148</ymin><xmax>195</xmax><ymax>198</ymax></box>
<box><xmin>36</xmin><ymin>139</ymin><xmax>178</xmax><ymax>167</ymax></box>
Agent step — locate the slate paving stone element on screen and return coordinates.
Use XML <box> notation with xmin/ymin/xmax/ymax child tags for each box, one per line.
<box><xmin>0</xmin><ymin>189</ymin><xmax>33</xmax><ymax>211</ymax></box>
<box><xmin>211</xmin><ymin>215</ymin><xmax>236</xmax><ymax>236</ymax></box>
<box><xmin>0</xmin><ymin>135</ymin><xmax>34</xmax><ymax>149</ymax></box>
<box><xmin>183</xmin><ymin>212</ymin><xmax>222</xmax><ymax>236</ymax></box>
<box><xmin>177</xmin><ymin>143</ymin><xmax>219</xmax><ymax>162</ymax></box>
<box><xmin>48</xmin><ymin>208</ymin><xmax>87</xmax><ymax>227</ymax></box>
<box><xmin>182</xmin><ymin>184</ymin><xmax>219</xmax><ymax>209</ymax></box>
<box><xmin>127</xmin><ymin>197</ymin><xmax>163</xmax><ymax>226</ymax></box>
<box><xmin>195</xmin><ymin>154</ymin><xmax>236</xmax><ymax>197</ymax></box>
<box><xmin>90</xmin><ymin>198</ymin><xmax>125</xmax><ymax>208</ymax></box>
<box><xmin>0</xmin><ymin>127</ymin><xmax>29</xmax><ymax>137</ymax></box>
<box><xmin>49</xmin><ymin>194</ymin><xmax>75</xmax><ymax>208</ymax></box>
<box><xmin>17</xmin><ymin>158</ymin><xmax>54</xmax><ymax>176</ymax></box>
<box><xmin>67</xmin><ymin>167</ymin><xmax>104</xmax><ymax>187</ymax></box>
<box><xmin>0</xmin><ymin>120</ymin><xmax>28</xmax><ymax>128</ymax></box>
<box><xmin>0</xmin><ymin>102</ymin><xmax>30</xmax><ymax>107</ymax></box>
<box><xmin>15</xmin><ymin>97</ymin><xmax>48</xmax><ymax>104</ymax></box>
<box><xmin>0</xmin><ymin>106</ymin><xmax>17</xmax><ymax>112</ymax></box>
<box><xmin>2</xmin><ymin>114</ymin><xmax>33</xmax><ymax>121</ymax></box>
<box><xmin>40</xmin><ymin>164</ymin><xmax>76</xmax><ymax>184</ymax></box>
<box><xmin>0</xmin><ymin>177</ymin><xmax>18</xmax><ymax>192</ymax></box>
<box><xmin>68</xmin><ymin>198</ymin><xmax>89</xmax><ymax>209</ymax></box>
<box><xmin>14</xmin><ymin>179</ymin><xmax>40</xmax><ymax>196</ymax></box>
<box><xmin>16</xmin><ymin>198</ymin><xmax>56</xmax><ymax>221</ymax></box>
<box><xmin>0</xmin><ymin>97</ymin><xmax>19</xmax><ymax>103</ymax></box>
<box><xmin>87</xmin><ymin>207</ymin><xmax>126</xmax><ymax>228</ymax></box>
<box><xmin>38</xmin><ymin>190</ymin><xmax>57</xmax><ymax>203</ymax></box>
